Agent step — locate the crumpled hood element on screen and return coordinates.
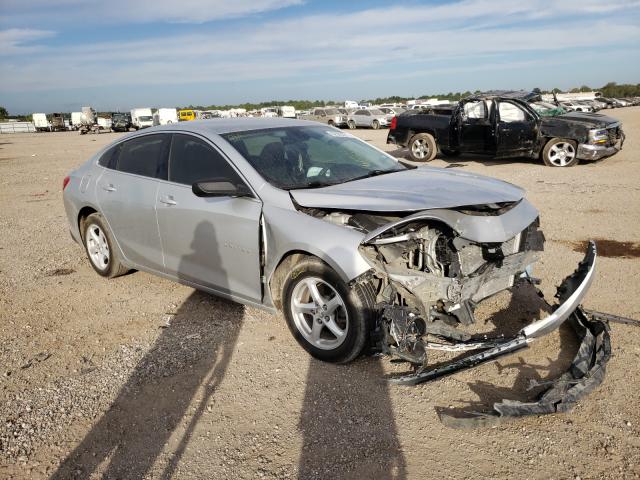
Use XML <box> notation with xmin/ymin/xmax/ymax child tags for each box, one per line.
<box><xmin>291</xmin><ymin>166</ymin><xmax>525</xmax><ymax>212</ymax></box>
<box><xmin>542</xmin><ymin>111</ymin><xmax>619</xmax><ymax>129</ymax></box>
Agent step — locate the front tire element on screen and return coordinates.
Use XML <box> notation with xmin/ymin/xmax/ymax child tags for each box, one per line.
<box><xmin>81</xmin><ymin>213</ymin><xmax>129</xmax><ymax>278</ymax></box>
<box><xmin>282</xmin><ymin>257</ymin><xmax>375</xmax><ymax>363</ymax></box>
<box><xmin>541</xmin><ymin>138</ymin><xmax>579</xmax><ymax>167</ymax></box>
<box><xmin>348</xmin><ymin>120</ymin><xmax>356</xmax><ymax>129</ymax></box>
<box><xmin>408</xmin><ymin>132</ymin><xmax>437</xmax><ymax>162</ymax></box>
<box><xmin>372</xmin><ymin>120</ymin><xmax>380</xmax><ymax>130</ymax></box>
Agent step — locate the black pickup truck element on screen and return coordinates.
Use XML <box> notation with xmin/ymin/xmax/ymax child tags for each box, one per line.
<box><xmin>387</xmin><ymin>92</ymin><xmax>624</xmax><ymax>167</ymax></box>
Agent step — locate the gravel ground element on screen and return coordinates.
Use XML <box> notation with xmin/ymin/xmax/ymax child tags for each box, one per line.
<box><xmin>1</xmin><ymin>108</ymin><xmax>639</xmax><ymax>479</ymax></box>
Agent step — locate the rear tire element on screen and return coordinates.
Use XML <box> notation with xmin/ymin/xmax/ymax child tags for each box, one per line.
<box><xmin>282</xmin><ymin>257</ymin><xmax>375</xmax><ymax>364</ymax></box>
<box><xmin>408</xmin><ymin>133</ymin><xmax>437</xmax><ymax>162</ymax></box>
<box><xmin>81</xmin><ymin>213</ymin><xmax>129</xmax><ymax>278</ymax></box>
<box><xmin>541</xmin><ymin>138</ymin><xmax>579</xmax><ymax>167</ymax></box>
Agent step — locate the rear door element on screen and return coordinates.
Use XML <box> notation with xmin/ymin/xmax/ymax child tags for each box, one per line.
<box><xmin>495</xmin><ymin>100</ymin><xmax>538</xmax><ymax>157</ymax></box>
<box><xmin>156</xmin><ymin>133</ymin><xmax>263</xmax><ymax>303</ymax></box>
<box><xmin>96</xmin><ymin>133</ymin><xmax>170</xmax><ymax>272</ymax></box>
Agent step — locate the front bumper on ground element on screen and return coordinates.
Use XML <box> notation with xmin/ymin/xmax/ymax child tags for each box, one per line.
<box><xmin>577</xmin><ymin>134</ymin><xmax>624</xmax><ymax>160</ymax></box>
<box><xmin>391</xmin><ymin>241</ymin><xmax>614</xmax><ymax>425</ymax></box>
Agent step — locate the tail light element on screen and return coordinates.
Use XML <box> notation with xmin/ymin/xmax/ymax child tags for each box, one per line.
<box><xmin>390</xmin><ymin>116</ymin><xmax>397</xmax><ymax>130</ymax></box>
<box><xmin>63</xmin><ymin>176</ymin><xmax>70</xmax><ymax>190</ymax></box>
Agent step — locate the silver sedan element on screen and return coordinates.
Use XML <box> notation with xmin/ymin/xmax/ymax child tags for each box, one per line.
<box><xmin>63</xmin><ymin>118</ymin><xmax>598</xmax><ymax>371</ymax></box>
<box><xmin>347</xmin><ymin>109</ymin><xmax>389</xmax><ymax>129</ymax></box>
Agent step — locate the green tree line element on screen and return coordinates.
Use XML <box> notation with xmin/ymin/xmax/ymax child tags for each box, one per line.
<box><xmin>2</xmin><ymin>82</ymin><xmax>639</xmax><ymax>118</ymax></box>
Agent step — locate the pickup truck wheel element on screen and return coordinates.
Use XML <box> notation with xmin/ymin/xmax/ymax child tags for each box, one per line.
<box><xmin>328</xmin><ymin>120</ymin><xmax>335</xmax><ymax>127</ymax></box>
<box><xmin>372</xmin><ymin>120</ymin><xmax>380</xmax><ymax>130</ymax></box>
<box><xmin>440</xmin><ymin>148</ymin><xmax>461</xmax><ymax>157</ymax></box>
<box><xmin>408</xmin><ymin>133</ymin><xmax>437</xmax><ymax>162</ymax></box>
<box><xmin>348</xmin><ymin>120</ymin><xmax>356</xmax><ymax>129</ymax></box>
<box><xmin>542</xmin><ymin>138</ymin><xmax>579</xmax><ymax>167</ymax></box>
<box><xmin>282</xmin><ymin>257</ymin><xmax>375</xmax><ymax>364</ymax></box>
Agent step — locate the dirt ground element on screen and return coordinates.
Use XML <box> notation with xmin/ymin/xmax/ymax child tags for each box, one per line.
<box><xmin>1</xmin><ymin>108</ymin><xmax>639</xmax><ymax>480</ymax></box>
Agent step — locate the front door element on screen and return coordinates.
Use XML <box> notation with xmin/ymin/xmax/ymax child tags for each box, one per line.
<box><xmin>495</xmin><ymin>100</ymin><xmax>538</xmax><ymax>157</ymax></box>
<box><xmin>156</xmin><ymin>133</ymin><xmax>263</xmax><ymax>303</ymax></box>
<box><xmin>457</xmin><ymin>99</ymin><xmax>493</xmax><ymax>153</ymax></box>
<box><xmin>95</xmin><ymin>133</ymin><xmax>170</xmax><ymax>272</ymax></box>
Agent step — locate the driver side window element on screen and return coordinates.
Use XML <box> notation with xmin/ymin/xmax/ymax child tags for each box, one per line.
<box><xmin>498</xmin><ymin>102</ymin><xmax>527</xmax><ymax>123</ymax></box>
<box><xmin>168</xmin><ymin>134</ymin><xmax>244</xmax><ymax>187</ymax></box>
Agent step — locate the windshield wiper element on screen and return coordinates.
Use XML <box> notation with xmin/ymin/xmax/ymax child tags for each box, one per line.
<box><xmin>344</xmin><ymin>168</ymin><xmax>407</xmax><ymax>184</ymax></box>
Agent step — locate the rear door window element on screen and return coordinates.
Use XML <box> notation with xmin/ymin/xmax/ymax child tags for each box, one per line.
<box><xmin>98</xmin><ymin>143</ymin><xmax>121</xmax><ymax>169</ymax></box>
<box><xmin>117</xmin><ymin>134</ymin><xmax>170</xmax><ymax>179</ymax></box>
<box><xmin>168</xmin><ymin>134</ymin><xmax>245</xmax><ymax>186</ymax></box>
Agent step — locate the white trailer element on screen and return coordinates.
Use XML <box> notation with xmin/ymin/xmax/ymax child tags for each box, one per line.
<box><xmin>32</xmin><ymin>113</ymin><xmax>50</xmax><ymax>132</ymax></box>
<box><xmin>97</xmin><ymin>117</ymin><xmax>112</xmax><ymax>130</ymax></box>
<box><xmin>130</xmin><ymin>108</ymin><xmax>154</xmax><ymax>129</ymax></box>
<box><xmin>153</xmin><ymin>108</ymin><xmax>178</xmax><ymax>126</ymax></box>
<box><xmin>71</xmin><ymin>112</ymin><xmax>83</xmax><ymax>130</ymax></box>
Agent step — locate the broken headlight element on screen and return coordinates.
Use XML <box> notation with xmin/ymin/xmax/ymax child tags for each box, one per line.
<box><xmin>588</xmin><ymin>128</ymin><xmax>608</xmax><ymax>145</ymax></box>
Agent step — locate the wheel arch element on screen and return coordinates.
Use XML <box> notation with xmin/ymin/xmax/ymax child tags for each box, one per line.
<box><xmin>77</xmin><ymin>205</ymin><xmax>98</xmax><ymax>240</ymax></box>
<box><xmin>267</xmin><ymin>249</ymin><xmax>359</xmax><ymax>310</ymax></box>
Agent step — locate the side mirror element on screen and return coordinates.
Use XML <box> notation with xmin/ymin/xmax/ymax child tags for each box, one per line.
<box><xmin>192</xmin><ymin>179</ymin><xmax>253</xmax><ymax>198</ymax></box>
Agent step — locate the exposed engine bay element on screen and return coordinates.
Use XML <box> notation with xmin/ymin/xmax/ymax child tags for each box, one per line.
<box><xmin>297</xmin><ymin>205</ymin><xmax>626</xmax><ymax>424</ymax></box>
<box><xmin>306</xmin><ymin>206</ymin><xmax>545</xmax><ymax>366</ymax></box>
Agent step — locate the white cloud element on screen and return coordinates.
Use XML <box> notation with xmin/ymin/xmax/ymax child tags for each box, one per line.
<box><xmin>0</xmin><ymin>0</ymin><xmax>639</xmax><ymax>101</ymax></box>
<box><xmin>0</xmin><ymin>28</ymin><xmax>55</xmax><ymax>55</ymax></box>
<box><xmin>0</xmin><ymin>0</ymin><xmax>303</xmax><ymax>24</ymax></box>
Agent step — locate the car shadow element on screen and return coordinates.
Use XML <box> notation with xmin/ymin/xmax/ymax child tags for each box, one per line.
<box><xmin>297</xmin><ymin>356</ymin><xmax>407</xmax><ymax>479</ymax></box>
<box><xmin>51</xmin><ymin>221</ymin><xmax>243</xmax><ymax>479</ymax></box>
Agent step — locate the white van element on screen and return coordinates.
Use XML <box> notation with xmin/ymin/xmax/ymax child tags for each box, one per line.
<box><xmin>130</xmin><ymin>108</ymin><xmax>154</xmax><ymax>129</ymax></box>
<box><xmin>278</xmin><ymin>106</ymin><xmax>296</xmax><ymax>118</ymax></box>
<box><xmin>32</xmin><ymin>113</ymin><xmax>50</xmax><ymax>132</ymax></box>
<box><xmin>153</xmin><ymin>108</ymin><xmax>178</xmax><ymax>126</ymax></box>
<box><xmin>344</xmin><ymin>100</ymin><xmax>359</xmax><ymax>109</ymax></box>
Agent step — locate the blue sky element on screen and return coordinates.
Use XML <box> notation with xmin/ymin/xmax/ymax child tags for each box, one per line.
<box><xmin>1</xmin><ymin>0</ymin><xmax>639</xmax><ymax>114</ymax></box>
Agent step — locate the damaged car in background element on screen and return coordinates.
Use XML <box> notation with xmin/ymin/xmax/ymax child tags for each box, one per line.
<box><xmin>388</xmin><ymin>91</ymin><xmax>625</xmax><ymax>167</ymax></box>
<box><xmin>63</xmin><ymin>119</ymin><xmax>622</xmax><ymax>423</ymax></box>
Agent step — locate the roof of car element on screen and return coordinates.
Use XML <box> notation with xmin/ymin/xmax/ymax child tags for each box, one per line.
<box><xmin>145</xmin><ymin>118</ymin><xmax>315</xmax><ymax>136</ymax></box>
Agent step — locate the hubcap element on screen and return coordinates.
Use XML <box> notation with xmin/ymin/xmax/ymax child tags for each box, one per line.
<box><xmin>411</xmin><ymin>139</ymin><xmax>429</xmax><ymax>160</ymax></box>
<box><xmin>290</xmin><ymin>277</ymin><xmax>348</xmax><ymax>350</ymax></box>
<box><xmin>548</xmin><ymin>142</ymin><xmax>576</xmax><ymax>166</ymax></box>
<box><xmin>86</xmin><ymin>224</ymin><xmax>110</xmax><ymax>271</ymax></box>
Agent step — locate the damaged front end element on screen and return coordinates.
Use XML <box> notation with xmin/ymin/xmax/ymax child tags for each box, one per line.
<box><xmin>312</xmin><ymin>201</ymin><xmax>612</xmax><ymax>422</ymax></box>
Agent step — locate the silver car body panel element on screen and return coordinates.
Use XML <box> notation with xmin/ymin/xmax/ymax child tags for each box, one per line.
<box><xmin>361</xmin><ymin>199</ymin><xmax>538</xmax><ymax>244</ymax></box>
<box><xmin>290</xmin><ymin>166</ymin><xmax>525</xmax><ymax>213</ymax></box>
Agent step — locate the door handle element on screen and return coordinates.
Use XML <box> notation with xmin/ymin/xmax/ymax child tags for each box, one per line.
<box><xmin>102</xmin><ymin>184</ymin><xmax>116</xmax><ymax>192</ymax></box>
<box><xmin>159</xmin><ymin>196</ymin><xmax>177</xmax><ymax>206</ymax></box>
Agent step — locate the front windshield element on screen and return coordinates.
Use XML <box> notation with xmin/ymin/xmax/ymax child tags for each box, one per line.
<box><xmin>139</xmin><ymin>116</ymin><xmax>153</xmax><ymax>121</ymax></box>
<box><xmin>531</xmin><ymin>102</ymin><xmax>566</xmax><ymax>117</ymax></box>
<box><xmin>324</xmin><ymin>108</ymin><xmax>339</xmax><ymax>115</ymax></box>
<box><xmin>222</xmin><ymin>126</ymin><xmax>407</xmax><ymax>190</ymax></box>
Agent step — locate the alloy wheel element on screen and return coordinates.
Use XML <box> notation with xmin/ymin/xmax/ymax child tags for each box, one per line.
<box><xmin>290</xmin><ymin>277</ymin><xmax>349</xmax><ymax>350</ymax></box>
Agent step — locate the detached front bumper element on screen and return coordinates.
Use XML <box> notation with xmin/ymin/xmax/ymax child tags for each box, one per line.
<box><xmin>392</xmin><ymin>241</ymin><xmax>614</xmax><ymax>424</ymax></box>
<box><xmin>577</xmin><ymin>133</ymin><xmax>625</xmax><ymax>160</ymax></box>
